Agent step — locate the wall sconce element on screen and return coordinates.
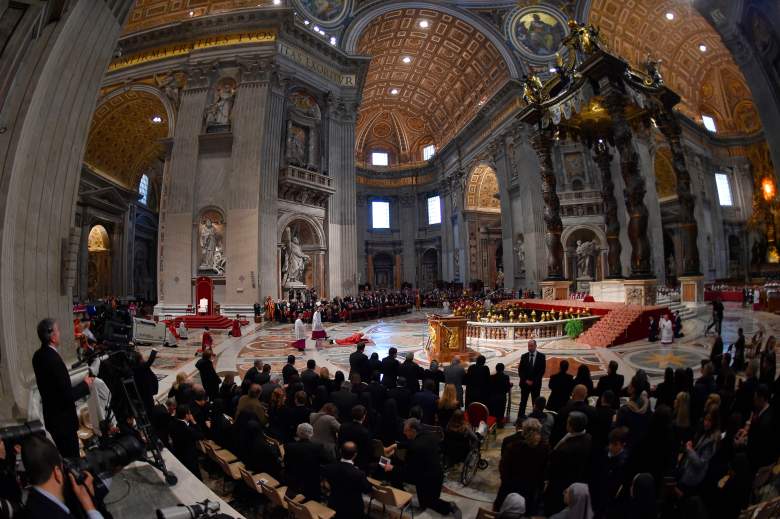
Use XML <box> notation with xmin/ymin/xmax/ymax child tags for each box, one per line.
<box><xmin>762</xmin><ymin>177</ymin><xmax>776</xmax><ymax>202</ymax></box>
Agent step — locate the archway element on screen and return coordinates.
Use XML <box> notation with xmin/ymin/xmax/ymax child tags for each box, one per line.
<box><xmin>420</xmin><ymin>249</ymin><xmax>439</xmax><ymax>290</ymax></box>
<box><xmin>464</xmin><ymin>165</ymin><xmax>503</xmax><ymax>287</ymax></box>
<box><xmin>278</xmin><ymin>217</ymin><xmax>327</xmax><ymax>298</ymax></box>
<box><xmin>564</xmin><ymin>227</ymin><xmax>604</xmax><ymax>284</ymax></box>
<box><xmin>373</xmin><ymin>253</ymin><xmax>395</xmax><ymax>289</ymax></box>
<box><xmin>87</xmin><ymin>225</ymin><xmax>111</xmax><ymax>300</ymax></box>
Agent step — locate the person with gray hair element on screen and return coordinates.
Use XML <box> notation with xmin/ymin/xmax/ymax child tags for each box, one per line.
<box><xmin>284</xmin><ymin>421</ymin><xmax>331</xmax><ymax>500</ymax></box>
<box><xmin>495</xmin><ymin>417</ymin><xmax>549</xmax><ymax>514</ymax></box>
<box><xmin>545</xmin><ymin>411</ymin><xmax>592</xmax><ymax>515</ymax></box>
<box><xmin>444</xmin><ymin>356</ymin><xmax>466</xmax><ymax>406</ymax></box>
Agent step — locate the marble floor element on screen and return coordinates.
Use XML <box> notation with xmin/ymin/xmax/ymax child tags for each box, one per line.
<box><xmin>136</xmin><ymin>302</ymin><xmax>780</xmax><ymax>518</ymax></box>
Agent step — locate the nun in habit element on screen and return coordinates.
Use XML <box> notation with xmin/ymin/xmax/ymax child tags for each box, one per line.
<box><xmin>312</xmin><ymin>303</ymin><xmax>327</xmax><ymax>340</ymax></box>
<box><xmin>292</xmin><ymin>314</ymin><xmax>306</xmax><ymax>351</ymax></box>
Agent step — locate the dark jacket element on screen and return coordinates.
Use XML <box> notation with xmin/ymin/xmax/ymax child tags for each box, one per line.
<box><xmin>195</xmin><ymin>357</ymin><xmax>221</xmax><ymax>400</ymax></box>
<box><xmin>24</xmin><ymin>488</ymin><xmax>76</xmax><ymax>519</ymax></box>
<box><xmin>349</xmin><ymin>351</ymin><xmax>370</xmax><ymax>381</ymax></box>
<box><xmin>330</xmin><ymin>389</ymin><xmax>358</xmax><ymax>421</ymax></box>
<box><xmin>404</xmin><ymin>430</ymin><xmax>444</xmax><ymax>483</ymax></box>
<box><xmin>465</xmin><ymin>364</ymin><xmax>490</xmax><ymax>405</ymax></box>
<box><xmin>32</xmin><ymin>345</ymin><xmax>89</xmax><ymax>458</ymax></box>
<box><xmin>546</xmin><ymin>372</ymin><xmax>575</xmax><ymax>412</ymax></box>
<box><xmin>546</xmin><ymin>433</ymin><xmax>593</xmax><ymax>514</ymax></box>
<box><xmin>282</xmin><ymin>363</ymin><xmax>298</xmax><ymax>385</ymax></box>
<box><xmin>410</xmin><ymin>390</ymin><xmax>438</xmax><ymax>424</ymax></box>
<box><xmin>300</xmin><ymin>368</ymin><xmax>320</xmax><ymax>396</ymax></box>
<box><xmin>399</xmin><ymin>360</ymin><xmax>425</xmax><ymax>392</ymax></box>
<box><xmin>595</xmin><ymin>373</ymin><xmax>625</xmax><ymax>398</ymax></box>
<box><xmin>748</xmin><ymin>406</ymin><xmax>778</xmax><ymax>470</ymax></box>
<box><xmin>323</xmin><ymin>461</ymin><xmax>374</xmax><ymax>519</ymax></box>
<box><xmin>380</xmin><ymin>356</ymin><xmax>400</xmax><ymax>387</ymax></box>
<box><xmin>170</xmin><ymin>418</ymin><xmax>204</xmax><ymax>475</ymax></box>
<box><xmin>338</xmin><ymin>421</ymin><xmax>373</xmax><ymax>469</ymax></box>
<box><xmin>518</xmin><ymin>351</ymin><xmax>546</xmax><ymax>389</ymax></box>
<box><xmin>284</xmin><ymin>439</ymin><xmax>332</xmax><ymax>500</ymax></box>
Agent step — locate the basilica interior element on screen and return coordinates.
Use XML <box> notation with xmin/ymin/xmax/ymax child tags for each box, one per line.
<box><xmin>1</xmin><ymin>0</ymin><xmax>780</xmax><ymax>518</ymax></box>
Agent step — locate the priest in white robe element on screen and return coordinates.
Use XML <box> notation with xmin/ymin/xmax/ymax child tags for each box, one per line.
<box><xmin>292</xmin><ymin>314</ymin><xmax>306</xmax><ymax>351</ymax></box>
<box><xmin>312</xmin><ymin>303</ymin><xmax>327</xmax><ymax>340</ymax></box>
<box><xmin>659</xmin><ymin>314</ymin><xmax>674</xmax><ymax>344</ymax></box>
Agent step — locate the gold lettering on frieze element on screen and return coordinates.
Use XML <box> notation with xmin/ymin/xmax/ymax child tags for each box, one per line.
<box><xmin>108</xmin><ymin>30</ymin><xmax>277</xmax><ymax>71</ymax></box>
<box><xmin>356</xmin><ymin>173</ymin><xmax>437</xmax><ymax>187</ymax></box>
<box><xmin>276</xmin><ymin>42</ymin><xmax>355</xmax><ymax>87</ymax></box>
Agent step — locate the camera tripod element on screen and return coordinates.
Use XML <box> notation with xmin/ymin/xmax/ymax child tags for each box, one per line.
<box><xmin>120</xmin><ymin>375</ymin><xmax>178</xmax><ymax>485</ymax></box>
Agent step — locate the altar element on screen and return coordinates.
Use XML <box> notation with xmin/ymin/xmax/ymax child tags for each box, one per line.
<box><xmin>426</xmin><ymin>315</ymin><xmax>477</xmax><ymax>362</ymax></box>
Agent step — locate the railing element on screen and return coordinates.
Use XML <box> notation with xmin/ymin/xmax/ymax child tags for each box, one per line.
<box><xmin>279</xmin><ymin>165</ymin><xmax>333</xmax><ymax>188</ymax></box>
<box><xmin>466</xmin><ymin>316</ymin><xmax>599</xmax><ymax>341</ymax></box>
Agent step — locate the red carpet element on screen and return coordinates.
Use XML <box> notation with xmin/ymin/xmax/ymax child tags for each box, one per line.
<box><xmin>164</xmin><ymin>315</ymin><xmax>248</xmax><ymax>330</ymax></box>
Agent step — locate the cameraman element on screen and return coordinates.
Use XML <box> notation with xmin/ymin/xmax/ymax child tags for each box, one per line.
<box><xmin>21</xmin><ymin>436</ymin><xmax>103</xmax><ymax>519</ymax></box>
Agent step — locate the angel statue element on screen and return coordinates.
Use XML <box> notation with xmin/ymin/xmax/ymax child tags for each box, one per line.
<box><xmin>154</xmin><ymin>72</ymin><xmax>182</xmax><ymax>109</ymax></box>
<box><xmin>575</xmin><ymin>239</ymin><xmax>596</xmax><ymax>279</ymax></box>
<box><xmin>281</xmin><ymin>227</ymin><xmax>309</xmax><ymax>287</ymax></box>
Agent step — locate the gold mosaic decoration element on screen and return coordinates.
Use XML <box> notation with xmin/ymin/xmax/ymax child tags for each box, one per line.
<box><xmin>465</xmin><ymin>164</ymin><xmax>501</xmax><ymax>213</ymax></box>
<box><xmin>124</xmin><ymin>0</ymin><xmax>276</xmax><ymax>34</ymax></box>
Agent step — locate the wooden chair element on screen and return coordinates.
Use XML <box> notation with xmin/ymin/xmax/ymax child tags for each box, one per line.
<box><xmin>367</xmin><ymin>478</ymin><xmax>413</xmax><ymax>519</ymax></box>
<box><xmin>260</xmin><ymin>481</ymin><xmax>303</xmax><ymax>517</ymax></box>
<box><xmin>476</xmin><ymin>508</ymin><xmax>497</xmax><ymax>519</ymax></box>
<box><xmin>285</xmin><ymin>496</ymin><xmax>336</xmax><ymax>519</ymax></box>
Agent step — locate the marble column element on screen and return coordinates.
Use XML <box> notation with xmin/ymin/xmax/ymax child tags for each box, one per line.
<box><xmin>603</xmin><ymin>91</ymin><xmax>653</xmax><ymax>278</ymax></box>
<box><xmin>158</xmin><ymin>66</ymin><xmax>210</xmax><ymax>306</ymax></box>
<box><xmin>228</xmin><ymin>58</ymin><xmax>269</xmax><ymax>307</ymax></box>
<box><xmin>327</xmin><ymin>98</ymin><xmax>359</xmax><ymax>296</ymax></box>
<box><xmin>399</xmin><ymin>194</ymin><xmax>416</xmax><ymax>285</ymax></box>
<box><xmin>656</xmin><ymin>110</ymin><xmax>701</xmax><ymax>276</ymax></box>
<box><xmin>530</xmin><ymin>128</ymin><xmax>565</xmax><ymax>280</ymax></box>
<box><xmin>592</xmin><ymin>141</ymin><xmax>623</xmax><ymax>278</ymax></box>
<box><xmin>439</xmin><ymin>180</ymin><xmax>454</xmax><ymax>281</ymax></box>
<box><xmin>366</xmin><ymin>254</ymin><xmax>375</xmax><ymax>287</ymax></box>
<box><xmin>491</xmin><ymin>138</ymin><xmax>516</xmax><ymax>286</ymax></box>
<box><xmin>258</xmin><ymin>72</ymin><xmax>285</xmax><ymax>299</ymax></box>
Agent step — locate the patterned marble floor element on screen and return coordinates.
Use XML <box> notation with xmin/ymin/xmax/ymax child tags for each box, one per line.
<box><xmin>149</xmin><ymin>302</ymin><xmax>780</xmax><ymax>518</ymax></box>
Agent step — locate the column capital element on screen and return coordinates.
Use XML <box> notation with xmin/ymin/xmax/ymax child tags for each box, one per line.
<box><xmin>237</xmin><ymin>56</ymin><xmax>274</xmax><ymax>85</ymax></box>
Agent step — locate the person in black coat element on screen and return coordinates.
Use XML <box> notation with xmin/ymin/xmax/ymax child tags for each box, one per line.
<box><xmin>21</xmin><ymin>436</ymin><xmax>102</xmax><ymax>519</ymax></box>
<box><xmin>169</xmin><ymin>404</ymin><xmax>204</xmax><ymax>479</ymax></box>
<box><xmin>284</xmin><ymin>423</ymin><xmax>332</xmax><ymax>501</ymax></box>
<box><xmin>517</xmin><ymin>339</ymin><xmax>546</xmax><ymax>420</ymax></box>
<box><xmin>195</xmin><ymin>350</ymin><xmax>221</xmax><ymax>401</ymax></box>
<box><xmin>380</xmin><ymin>347</ymin><xmax>400</xmax><ymax>388</ymax></box>
<box><xmin>133</xmin><ymin>349</ymin><xmax>159</xmax><ymax>415</ymax></box>
<box><xmin>648</xmin><ymin>316</ymin><xmax>659</xmax><ymax>341</ymax></box>
<box><xmin>368</xmin><ymin>352</ymin><xmax>382</xmax><ymax>379</ymax></box>
<box><xmin>32</xmin><ymin>319</ymin><xmax>93</xmax><ymax>459</ymax></box>
<box><xmin>322</xmin><ymin>442</ymin><xmax>375</xmax><ymax>519</ymax></box>
<box><xmin>387</xmin><ymin>377</ymin><xmax>412</xmax><ymax>418</ymax></box>
<box><xmin>595</xmin><ymin>361</ymin><xmax>625</xmax><ymax>401</ymax></box>
<box><xmin>338</xmin><ymin>405</ymin><xmax>373</xmax><ymax>469</ymax></box>
<box><xmin>330</xmin><ymin>381</ymin><xmax>359</xmax><ymax>421</ymax></box>
<box><xmin>748</xmin><ymin>384</ymin><xmax>778</xmax><ymax>471</ymax></box>
<box><xmin>410</xmin><ymin>379</ymin><xmax>439</xmax><ymax>425</ymax></box>
<box><xmin>300</xmin><ymin>359</ymin><xmax>320</xmax><ymax>396</ymax></box>
<box><xmin>282</xmin><ymin>355</ymin><xmax>298</xmax><ymax>385</ymax></box>
<box><xmin>244</xmin><ymin>359</ymin><xmax>263</xmax><ymax>386</ymax></box>
<box><xmin>465</xmin><ymin>355</ymin><xmax>490</xmax><ymax>406</ymax></box>
<box><xmin>488</xmin><ymin>363</ymin><xmax>512</xmax><ymax>425</ymax></box>
<box><xmin>349</xmin><ymin>343</ymin><xmax>370</xmax><ymax>382</ymax></box>
<box><xmin>544</xmin><ymin>411</ymin><xmax>593</xmax><ymax>515</ymax></box>
<box><xmin>399</xmin><ymin>353</ymin><xmax>425</xmax><ymax>393</ymax></box>
<box><xmin>423</xmin><ymin>360</ymin><xmax>445</xmax><ymax>395</ymax></box>
<box><xmin>546</xmin><ymin>359</ymin><xmax>574</xmax><ymax>412</ymax></box>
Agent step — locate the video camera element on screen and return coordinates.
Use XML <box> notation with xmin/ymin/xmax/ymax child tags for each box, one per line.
<box><xmin>0</xmin><ymin>420</ymin><xmax>45</xmax><ymax>445</ymax></box>
<box><xmin>156</xmin><ymin>500</ymin><xmax>234</xmax><ymax>519</ymax></box>
<box><xmin>91</xmin><ymin>303</ymin><xmax>132</xmax><ymax>349</ymax></box>
<box><xmin>64</xmin><ymin>433</ymin><xmax>145</xmax><ymax>485</ymax></box>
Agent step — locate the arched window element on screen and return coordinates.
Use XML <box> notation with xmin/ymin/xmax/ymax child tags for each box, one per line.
<box><xmin>138</xmin><ymin>174</ymin><xmax>149</xmax><ymax>205</ymax></box>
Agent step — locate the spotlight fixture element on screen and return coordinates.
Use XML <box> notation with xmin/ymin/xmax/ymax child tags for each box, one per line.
<box><xmin>151</xmin><ymin>115</ymin><xmax>162</xmax><ymax>124</ymax></box>
<box><xmin>188</xmin><ymin>10</ymin><xmax>195</xmax><ymax>16</ymax></box>
<box><xmin>698</xmin><ymin>44</ymin><xmax>707</xmax><ymax>52</ymax></box>
<box><xmin>303</xmin><ymin>19</ymin><xmax>310</xmax><ymax>25</ymax></box>
<box><xmin>665</xmin><ymin>12</ymin><xmax>674</xmax><ymax>21</ymax></box>
<box><xmin>330</xmin><ymin>36</ymin><xmax>337</xmax><ymax>45</ymax></box>
<box><xmin>390</xmin><ymin>88</ymin><xmax>399</xmax><ymax>95</ymax></box>
<box><xmin>313</xmin><ymin>25</ymin><xmax>319</xmax><ymax>31</ymax></box>
<box><xmin>549</xmin><ymin>67</ymin><xmax>557</xmax><ymax>73</ymax></box>
<box><xmin>419</xmin><ymin>20</ymin><xmax>430</xmax><ymax>28</ymax></box>
<box><xmin>273</xmin><ymin>0</ymin><xmax>281</xmax><ymax>4</ymax></box>
<box><xmin>402</xmin><ymin>56</ymin><xmax>412</xmax><ymax>64</ymax></box>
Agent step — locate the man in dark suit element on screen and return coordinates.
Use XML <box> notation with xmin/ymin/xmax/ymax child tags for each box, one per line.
<box><xmin>244</xmin><ymin>359</ymin><xmax>264</xmax><ymax>386</ymax></box>
<box><xmin>22</xmin><ymin>435</ymin><xmax>102</xmax><ymax>519</ymax></box>
<box><xmin>284</xmin><ymin>423</ymin><xmax>332</xmax><ymax>501</ymax></box>
<box><xmin>545</xmin><ymin>411</ymin><xmax>593</xmax><ymax>515</ymax></box>
<box><xmin>32</xmin><ymin>318</ymin><xmax>92</xmax><ymax>458</ymax></box>
<box><xmin>169</xmin><ymin>404</ymin><xmax>205</xmax><ymax>479</ymax></box>
<box><xmin>517</xmin><ymin>339</ymin><xmax>545</xmax><ymax>420</ymax></box>
<box><xmin>748</xmin><ymin>384</ymin><xmax>778</xmax><ymax>471</ymax></box>
<box><xmin>380</xmin><ymin>347</ymin><xmax>400</xmax><ymax>388</ymax></box>
<box><xmin>465</xmin><ymin>355</ymin><xmax>490</xmax><ymax>405</ymax></box>
<box><xmin>330</xmin><ymin>381</ymin><xmax>358</xmax><ymax>421</ymax></box>
<box><xmin>195</xmin><ymin>350</ymin><xmax>221</xmax><ymax>401</ymax></box>
<box><xmin>411</xmin><ymin>379</ymin><xmax>439</xmax><ymax>424</ymax></box>
<box><xmin>399</xmin><ymin>352</ymin><xmax>425</xmax><ymax>393</ymax></box>
<box><xmin>300</xmin><ymin>359</ymin><xmax>319</xmax><ymax>396</ymax></box>
<box><xmin>387</xmin><ymin>377</ymin><xmax>412</xmax><ymax>418</ymax></box>
<box><xmin>595</xmin><ymin>360</ymin><xmax>625</xmax><ymax>400</ymax></box>
<box><xmin>338</xmin><ymin>405</ymin><xmax>372</xmax><ymax>469</ymax></box>
<box><xmin>282</xmin><ymin>355</ymin><xmax>298</xmax><ymax>385</ymax></box>
<box><xmin>349</xmin><ymin>342</ymin><xmax>370</xmax><ymax>382</ymax></box>
<box><xmin>551</xmin><ymin>384</ymin><xmax>597</xmax><ymax>446</ymax></box>
<box><xmin>323</xmin><ymin>442</ymin><xmax>374</xmax><ymax>519</ymax></box>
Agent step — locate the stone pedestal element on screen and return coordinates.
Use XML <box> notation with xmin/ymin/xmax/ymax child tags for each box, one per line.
<box><xmin>540</xmin><ymin>280</ymin><xmax>571</xmax><ymax>300</ymax></box>
<box><xmin>589</xmin><ymin>279</ymin><xmax>626</xmax><ymax>302</ymax></box>
<box><xmin>624</xmin><ymin>278</ymin><xmax>657</xmax><ymax>306</ymax></box>
<box><xmin>285</xmin><ymin>282</ymin><xmax>308</xmax><ymax>301</ymax></box>
<box><xmin>576</xmin><ymin>277</ymin><xmax>592</xmax><ymax>293</ymax></box>
<box><xmin>678</xmin><ymin>275</ymin><xmax>705</xmax><ymax>306</ymax></box>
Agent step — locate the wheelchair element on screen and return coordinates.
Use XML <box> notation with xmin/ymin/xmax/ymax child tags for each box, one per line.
<box><xmin>443</xmin><ymin>404</ymin><xmax>492</xmax><ymax>486</ymax></box>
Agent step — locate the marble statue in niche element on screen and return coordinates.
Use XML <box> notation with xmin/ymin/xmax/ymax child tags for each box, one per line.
<box><xmin>514</xmin><ymin>233</ymin><xmax>526</xmax><ymax>278</ymax></box>
<box><xmin>198</xmin><ymin>212</ymin><xmax>225</xmax><ymax>275</ymax></box>
<box><xmin>288</xmin><ymin>125</ymin><xmax>308</xmax><ymax>166</ymax></box>
<box><xmin>155</xmin><ymin>72</ymin><xmax>183</xmax><ymax>109</ymax></box>
<box><xmin>286</xmin><ymin>91</ymin><xmax>321</xmax><ymax>171</ymax></box>
<box><xmin>575</xmin><ymin>239</ymin><xmax>596</xmax><ymax>279</ymax></box>
<box><xmin>282</xmin><ymin>226</ymin><xmax>309</xmax><ymax>287</ymax></box>
<box><xmin>205</xmin><ymin>79</ymin><xmax>236</xmax><ymax>132</ymax></box>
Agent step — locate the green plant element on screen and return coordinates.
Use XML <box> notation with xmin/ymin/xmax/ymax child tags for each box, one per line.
<box><xmin>565</xmin><ymin>318</ymin><xmax>584</xmax><ymax>339</ymax></box>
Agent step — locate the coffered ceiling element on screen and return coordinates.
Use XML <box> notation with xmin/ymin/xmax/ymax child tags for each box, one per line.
<box><xmin>355</xmin><ymin>8</ymin><xmax>510</xmax><ymax>165</ymax></box>
<box><xmin>590</xmin><ymin>0</ymin><xmax>760</xmax><ymax>136</ymax></box>
<box><xmin>124</xmin><ymin>0</ymin><xmax>271</xmax><ymax>34</ymax></box>
<box><xmin>84</xmin><ymin>90</ymin><xmax>169</xmax><ymax>189</ymax></box>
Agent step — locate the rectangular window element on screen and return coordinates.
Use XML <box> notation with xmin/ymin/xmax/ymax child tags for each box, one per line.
<box><xmin>371</xmin><ymin>152</ymin><xmax>389</xmax><ymax>166</ymax></box>
<box><xmin>423</xmin><ymin>144</ymin><xmax>436</xmax><ymax>161</ymax></box>
<box><xmin>715</xmin><ymin>173</ymin><xmax>733</xmax><ymax>206</ymax></box>
<box><xmin>702</xmin><ymin>115</ymin><xmax>717</xmax><ymax>133</ymax></box>
<box><xmin>372</xmin><ymin>201</ymin><xmax>390</xmax><ymax>229</ymax></box>
<box><xmin>427</xmin><ymin>195</ymin><xmax>441</xmax><ymax>225</ymax></box>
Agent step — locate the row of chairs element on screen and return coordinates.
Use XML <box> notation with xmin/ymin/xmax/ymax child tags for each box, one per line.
<box><xmin>198</xmin><ymin>438</ymin><xmax>415</xmax><ymax>518</ymax></box>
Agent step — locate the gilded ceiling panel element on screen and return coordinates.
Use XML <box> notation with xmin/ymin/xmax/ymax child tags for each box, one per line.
<box><xmin>124</xmin><ymin>0</ymin><xmax>269</xmax><ymax>34</ymax></box>
<box><xmin>84</xmin><ymin>90</ymin><xmax>168</xmax><ymax>188</ymax></box>
<box><xmin>589</xmin><ymin>0</ymin><xmax>758</xmax><ymax>135</ymax></box>
<box><xmin>465</xmin><ymin>165</ymin><xmax>501</xmax><ymax>213</ymax></box>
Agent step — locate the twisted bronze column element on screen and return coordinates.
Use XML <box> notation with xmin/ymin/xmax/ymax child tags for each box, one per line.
<box><xmin>593</xmin><ymin>141</ymin><xmax>623</xmax><ymax>278</ymax></box>
<box><xmin>531</xmin><ymin>128</ymin><xmax>565</xmax><ymax>280</ymax></box>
